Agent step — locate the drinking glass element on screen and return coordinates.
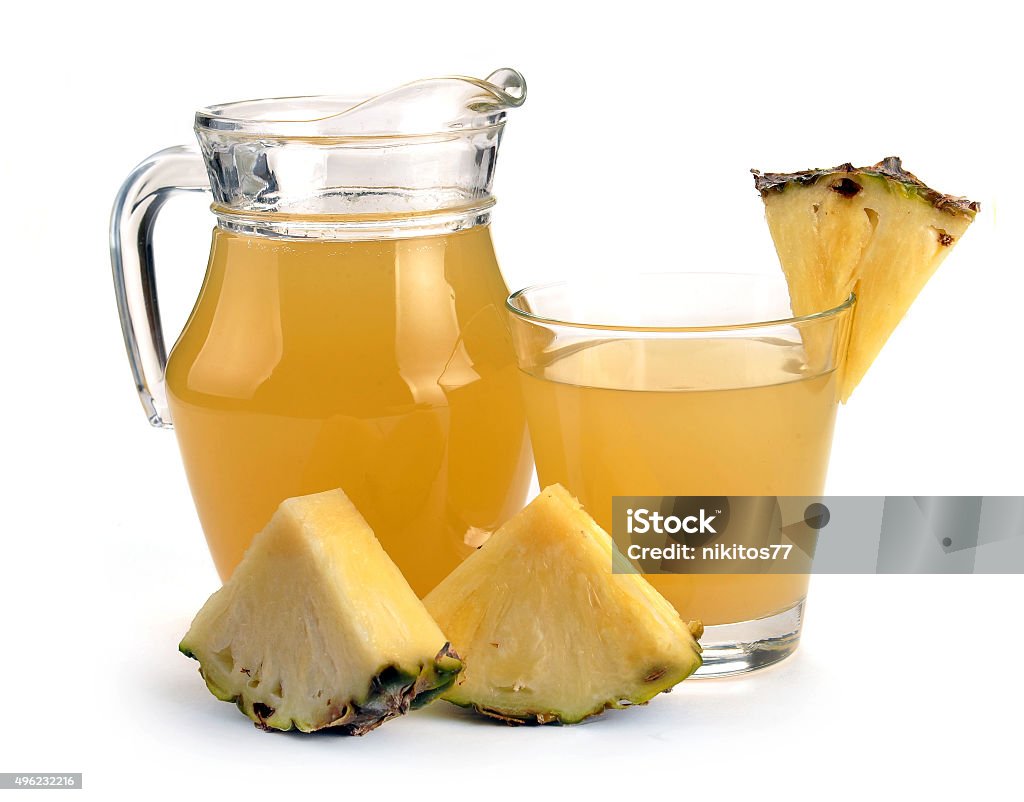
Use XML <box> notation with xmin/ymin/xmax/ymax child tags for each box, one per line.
<box><xmin>506</xmin><ymin>273</ymin><xmax>854</xmax><ymax>676</ymax></box>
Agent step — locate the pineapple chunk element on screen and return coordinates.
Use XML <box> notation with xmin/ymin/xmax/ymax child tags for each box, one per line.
<box><xmin>753</xmin><ymin>157</ymin><xmax>978</xmax><ymax>401</ymax></box>
<box><xmin>180</xmin><ymin>489</ymin><xmax>460</xmax><ymax>734</ymax></box>
<box><xmin>424</xmin><ymin>484</ymin><xmax>703</xmax><ymax>724</ymax></box>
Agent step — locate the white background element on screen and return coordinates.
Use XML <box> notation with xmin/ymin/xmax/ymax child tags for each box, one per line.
<box><xmin>1</xmin><ymin>1</ymin><xmax>1020</xmax><ymax>799</ymax></box>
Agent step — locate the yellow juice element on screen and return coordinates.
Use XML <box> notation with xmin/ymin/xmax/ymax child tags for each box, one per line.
<box><xmin>165</xmin><ymin>225</ymin><xmax>533</xmax><ymax>595</ymax></box>
<box><xmin>519</xmin><ymin>336</ymin><xmax>839</xmax><ymax>625</ymax></box>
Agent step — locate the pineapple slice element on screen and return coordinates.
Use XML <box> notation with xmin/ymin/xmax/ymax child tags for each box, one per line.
<box><xmin>423</xmin><ymin>484</ymin><xmax>703</xmax><ymax>724</ymax></box>
<box><xmin>179</xmin><ymin>489</ymin><xmax>461</xmax><ymax>734</ymax></box>
<box><xmin>753</xmin><ymin>157</ymin><xmax>979</xmax><ymax>401</ymax></box>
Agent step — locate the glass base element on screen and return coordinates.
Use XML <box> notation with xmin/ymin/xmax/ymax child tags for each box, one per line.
<box><xmin>692</xmin><ymin>599</ymin><xmax>805</xmax><ymax>678</ymax></box>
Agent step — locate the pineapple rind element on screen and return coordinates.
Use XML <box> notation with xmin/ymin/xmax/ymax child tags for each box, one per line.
<box><xmin>180</xmin><ymin>489</ymin><xmax>461</xmax><ymax>735</ymax></box>
<box><xmin>448</xmin><ymin>654</ymin><xmax>700</xmax><ymax>725</ymax></box>
<box><xmin>753</xmin><ymin>157</ymin><xmax>979</xmax><ymax>220</ymax></box>
<box><xmin>424</xmin><ymin>485</ymin><xmax>703</xmax><ymax>725</ymax></box>
<box><xmin>181</xmin><ymin>644</ymin><xmax>461</xmax><ymax>734</ymax></box>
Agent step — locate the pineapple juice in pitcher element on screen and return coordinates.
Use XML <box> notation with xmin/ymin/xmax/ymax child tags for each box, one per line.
<box><xmin>167</xmin><ymin>226</ymin><xmax>531</xmax><ymax>594</ymax></box>
<box><xmin>112</xmin><ymin>70</ymin><xmax>532</xmax><ymax>595</ymax></box>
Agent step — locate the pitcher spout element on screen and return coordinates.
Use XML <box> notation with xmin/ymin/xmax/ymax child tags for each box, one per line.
<box><xmin>477</xmin><ymin>67</ymin><xmax>528</xmax><ymax>109</ymax></box>
<box><xmin>304</xmin><ymin>67</ymin><xmax>527</xmax><ymax>137</ymax></box>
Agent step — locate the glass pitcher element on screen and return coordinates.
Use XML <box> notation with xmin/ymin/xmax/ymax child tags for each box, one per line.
<box><xmin>111</xmin><ymin>69</ymin><xmax>533</xmax><ymax>596</ymax></box>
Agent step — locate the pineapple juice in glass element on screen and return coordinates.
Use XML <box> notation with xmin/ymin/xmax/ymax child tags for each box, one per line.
<box><xmin>507</xmin><ymin>273</ymin><xmax>854</xmax><ymax>677</ymax></box>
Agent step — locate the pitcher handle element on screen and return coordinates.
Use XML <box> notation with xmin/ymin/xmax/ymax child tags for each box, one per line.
<box><xmin>110</xmin><ymin>145</ymin><xmax>210</xmax><ymax>428</ymax></box>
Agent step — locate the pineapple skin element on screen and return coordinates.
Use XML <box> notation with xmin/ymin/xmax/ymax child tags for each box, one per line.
<box><xmin>181</xmin><ymin>643</ymin><xmax>461</xmax><ymax>734</ymax></box>
<box><xmin>753</xmin><ymin>157</ymin><xmax>979</xmax><ymax>218</ymax></box>
<box><xmin>753</xmin><ymin>157</ymin><xmax>978</xmax><ymax>401</ymax></box>
<box><xmin>180</xmin><ymin>489</ymin><xmax>462</xmax><ymax>735</ymax></box>
<box><xmin>424</xmin><ymin>485</ymin><xmax>703</xmax><ymax>725</ymax></box>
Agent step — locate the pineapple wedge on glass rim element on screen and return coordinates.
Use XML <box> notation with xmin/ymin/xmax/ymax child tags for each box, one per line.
<box><xmin>753</xmin><ymin>157</ymin><xmax>979</xmax><ymax>401</ymax></box>
<box><xmin>424</xmin><ymin>484</ymin><xmax>704</xmax><ymax>725</ymax></box>
<box><xmin>179</xmin><ymin>489</ymin><xmax>461</xmax><ymax>735</ymax></box>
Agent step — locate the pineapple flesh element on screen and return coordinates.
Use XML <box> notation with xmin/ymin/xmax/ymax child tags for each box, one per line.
<box><xmin>753</xmin><ymin>157</ymin><xmax>978</xmax><ymax>401</ymax></box>
<box><xmin>179</xmin><ymin>489</ymin><xmax>461</xmax><ymax>735</ymax></box>
<box><xmin>423</xmin><ymin>484</ymin><xmax>703</xmax><ymax>725</ymax></box>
